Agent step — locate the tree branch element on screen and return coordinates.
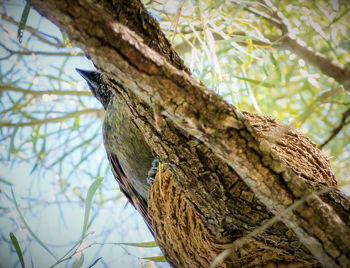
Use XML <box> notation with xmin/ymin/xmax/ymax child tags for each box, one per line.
<box><xmin>320</xmin><ymin>107</ymin><xmax>350</xmax><ymax>149</ymax></box>
<box><xmin>27</xmin><ymin>0</ymin><xmax>350</xmax><ymax>266</ymax></box>
<box><xmin>211</xmin><ymin>187</ymin><xmax>332</xmax><ymax>268</ymax></box>
<box><xmin>228</xmin><ymin>0</ymin><xmax>350</xmax><ymax>91</ymax></box>
<box><xmin>173</xmin><ymin>30</ymin><xmax>275</xmax><ymax>55</ymax></box>
<box><xmin>174</xmin><ymin>1</ymin><xmax>350</xmax><ymax>92</ymax></box>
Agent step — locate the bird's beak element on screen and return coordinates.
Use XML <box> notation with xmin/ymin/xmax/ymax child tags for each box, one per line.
<box><xmin>76</xmin><ymin>68</ymin><xmax>95</xmax><ymax>84</ymax></box>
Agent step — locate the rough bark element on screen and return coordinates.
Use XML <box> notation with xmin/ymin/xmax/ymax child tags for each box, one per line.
<box><xmin>28</xmin><ymin>0</ymin><xmax>350</xmax><ymax>267</ymax></box>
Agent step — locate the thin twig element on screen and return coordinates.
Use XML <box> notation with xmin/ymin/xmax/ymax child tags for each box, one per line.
<box><xmin>0</xmin><ymin>84</ymin><xmax>91</xmax><ymax>96</ymax></box>
<box><xmin>0</xmin><ymin>43</ymin><xmax>84</xmax><ymax>58</ymax></box>
<box><xmin>319</xmin><ymin>107</ymin><xmax>350</xmax><ymax>148</ymax></box>
<box><xmin>1</xmin><ymin>109</ymin><xmax>103</xmax><ymax>127</ymax></box>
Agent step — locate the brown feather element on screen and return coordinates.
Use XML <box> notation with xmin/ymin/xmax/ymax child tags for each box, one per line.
<box><xmin>106</xmin><ymin>150</ymin><xmax>154</xmax><ymax>236</ymax></box>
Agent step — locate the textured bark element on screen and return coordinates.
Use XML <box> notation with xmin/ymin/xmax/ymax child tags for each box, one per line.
<box><xmin>28</xmin><ymin>0</ymin><xmax>350</xmax><ymax>267</ymax></box>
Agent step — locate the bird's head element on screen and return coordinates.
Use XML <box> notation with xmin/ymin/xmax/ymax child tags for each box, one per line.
<box><xmin>76</xmin><ymin>68</ymin><xmax>112</xmax><ymax>109</ymax></box>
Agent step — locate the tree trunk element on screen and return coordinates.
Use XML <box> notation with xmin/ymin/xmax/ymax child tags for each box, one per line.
<box><xmin>28</xmin><ymin>0</ymin><xmax>350</xmax><ymax>267</ymax></box>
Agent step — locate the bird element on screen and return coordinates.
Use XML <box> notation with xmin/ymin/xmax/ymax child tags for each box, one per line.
<box><xmin>76</xmin><ymin>68</ymin><xmax>158</xmax><ymax>228</ymax></box>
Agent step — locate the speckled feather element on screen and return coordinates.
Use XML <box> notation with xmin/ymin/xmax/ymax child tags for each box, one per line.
<box><xmin>76</xmin><ymin>69</ymin><xmax>154</xmax><ymax>234</ymax></box>
<box><xmin>106</xmin><ymin>150</ymin><xmax>153</xmax><ymax>235</ymax></box>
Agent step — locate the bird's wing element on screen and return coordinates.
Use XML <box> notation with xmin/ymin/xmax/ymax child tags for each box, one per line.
<box><xmin>106</xmin><ymin>150</ymin><xmax>154</xmax><ymax>235</ymax></box>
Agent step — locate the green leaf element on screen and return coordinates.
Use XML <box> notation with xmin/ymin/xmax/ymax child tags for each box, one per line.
<box><xmin>73</xmin><ymin>116</ymin><xmax>80</xmax><ymax>129</ymax></box>
<box><xmin>17</xmin><ymin>3</ymin><xmax>31</xmax><ymax>43</ymax></box>
<box><xmin>119</xmin><ymin>241</ymin><xmax>158</xmax><ymax>248</ymax></box>
<box><xmin>30</xmin><ymin>162</ymin><xmax>39</xmax><ymax>174</ymax></box>
<box><xmin>269</xmin><ymin>52</ymin><xmax>281</xmax><ymax>81</ymax></box>
<box><xmin>11</xmin><ymin>189</ymin><xmax>56</xmax><ymax>259</ymax></box>
<box><xmin>9</xmin><ymin>232</ymin><xmax>25</xmax><ymax>268</ymax></box>
<box><xmin>339</xmin><ymin>40</ymin><xmax>350</xmax><ymax>50</ymax></box>
<box><xmin>81</xmin><ymin>177</ymin><xmax>103</xmax><ymax>239</ymax></box>
<box><xmin>88</xmin><ymin>257</ymin><xmax>102</xmax><ymax>268</ymax></box>
<box><xmin>142</xmin><ymin>255</ymin><xmax>167</xmax><ymax>262</ymax></box>
<box><xmin>246</xmin><ymin>39</ymin><xmax>253</xmax><ymax>65</ymax></box>
<box><xmin>232</xmin><ymin>55</ymin><xmax>243</xmax><ymax>66</ymax></box>
<box><xmin>61</xmin><ymin>32</ymin><xmax>73</xmax><ymax>54</ymax></box>
<box><xmin>232</xmin><ymin>75</ymin><xmax>276</xmax><ymax>88</ymax></box>
<box><xmin>0</xmin><ymin>177</ymin><xmax>13</xmax><ymax>186</ymax></box>
<box><xmin>72</xmin><ymin>253</ymin><xmax>84</xmax><ymax>268</ymax></box>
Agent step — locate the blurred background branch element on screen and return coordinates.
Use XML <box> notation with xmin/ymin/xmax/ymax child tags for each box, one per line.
<box><xmin>0</xmin><ymin>84</ymin><xmax>91</xmax><ymax>96</ymax></box>
<box><xmin>320</xmin><ymin>106</ymin><xmax>350</xmax><ymax>148</ymax></box>
<box><xmin>1</xmin><ymin>108</ymin><xmax>103</xmax><ymax>127</ymax></box>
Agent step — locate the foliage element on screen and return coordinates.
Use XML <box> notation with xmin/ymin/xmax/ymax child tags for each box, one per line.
<box><xmin>148</xmin><ymin>0</ymin><xmax>350</xmax><ymax>180</ymax></box>
<box><xmin>0</xmin><ymin>0</ymin><xmax>349</xmax><ymax>267</ymax></box>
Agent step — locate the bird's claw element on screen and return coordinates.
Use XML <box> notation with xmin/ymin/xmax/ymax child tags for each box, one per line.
<box><xmin>147</xmin><ymin>159</ymin><xmax>159</xmax><ymax>185</ymax></box>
